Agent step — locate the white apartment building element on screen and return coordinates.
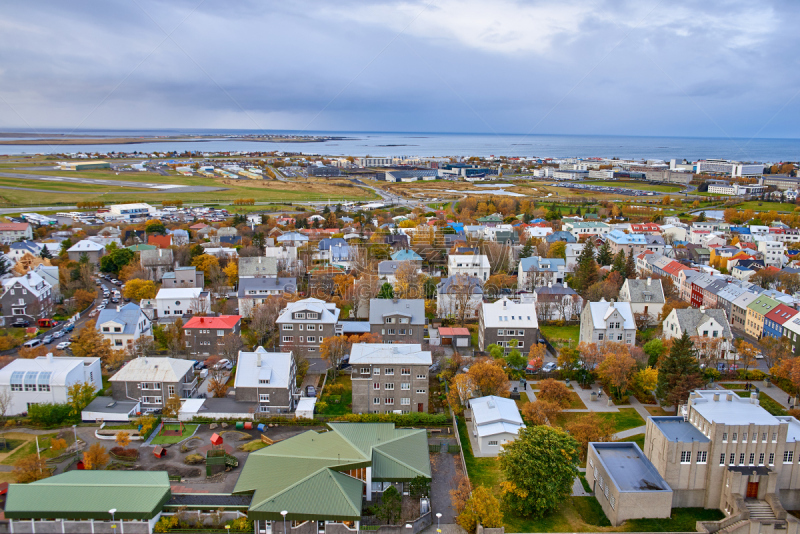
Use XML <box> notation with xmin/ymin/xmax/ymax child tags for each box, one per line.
<box><xmin>108</xmin><ymin>203</ymin><xmax>157</xmax><ymax>220</ymax></box>
<box><xmin>757</xmin><ymin>240</ymin><xmax>787</xmax><ymax>268</ymax></box>
<box><xmin>448</xmin><ymin>255</ymin><xmax>490</xmax><ymax>282</ymax></box>
<box><xmin>697</xmin><ymin>159</ymin><xmax>764</xmax><ymax>177</ymax></box>
<box><xmin>588</xmin><ymin>169</ymin><xmax>614</xmax><ymax>179</ymax></box>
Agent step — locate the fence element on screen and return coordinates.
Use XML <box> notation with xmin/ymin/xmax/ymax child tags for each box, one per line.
<box><xmin>451</xmin><ymin>413</ymin><xmax>469</xmax><ymax>482</ymax></box>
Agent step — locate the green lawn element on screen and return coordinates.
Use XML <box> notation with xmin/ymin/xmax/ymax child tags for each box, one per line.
<box><xmin>1</xmin><ymin>433</ymin><xmax>58</xmax><ymax>465</ymax></box>
<box><xmin>554</xmin><ymin>408</ymin><xmax>645</xmax><ymax>433</ymax></box>
<box><xmin>732</xmin><ymin>201</ymin><xmax>797</xmax><ymax>213</ymax></box>
<box><xmin>582</xmin><ymin>180</ymin><xmax>683</xmax><ymax>193</ymax></box>
<box><xmin>735</xmin><ymin>391</ymin><xmax>787</xmax><ymax>416</ymax></box>
<box><xmin>616</xmin><ymin>433</ymin><xmax>646</xmax><ymax>450</ymax></box>
<box><xmin>318</xmin><ymin>374</ymin><xmax>353</xmax><ymax>416</ymax></box>
<box><xmin>623</xmin><ymin>508</ymin><xmax>724</xmax><ymax>532</ymax></box>
<box><xmin>539</xmin><ymin>325</ymin><xmax>580</xmax><ymax>348</ymax></box>
<box><xmin>151</xmin><ymin>424</ymin><xmax>199</xmax><ymax>445</ymax></box>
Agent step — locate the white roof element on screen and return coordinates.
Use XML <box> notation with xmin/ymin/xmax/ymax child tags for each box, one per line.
<box><xmin>67</xmin><ymin>239</ymin><xmax>105</xmax><ymax>252</ymax></box>
<box><xmin>277</xmin><ymin>298</ymin><xmax>340</xmax><ymax>324</ymax></box>
<box><xmin>0</xmin><ymin>355</ymin><xmax>97</xmax><ymax>388</ymax></box>
<box><xmin>234</xmin><ymin>347</ymin><xmax>293</xmax><ymax>389</ymax></box>
<box><xmin>155</xmin><ymin>287</ymin><xmax>204</xmax><ymax>300</ymax></box>
<box><xmin>349</xmin><ymin>344</ymin><xmax>432</xmax><ymax>365</ymax></box>
<box><xmin>296</xmin><ymin>397</ymin><xmax>317</xmax><ymax>413</ymax></box>
<box><xmin>690</xmin><ymin>390</ymin><xmax>781</xmax><ymax>426</ymax></box>
<box><xmin>470</xmin><ymin>395</ymin><xmax>524</xmax><ymax>438</ymax></box>
<box><xmin>588</xmin><ymin>300</ymin><xmax>634</xmax><ymax>330</ymax></box>
<box><xmin>179</xmin><ymin>398</ymin><xmax>205</xmax><ymax>415</ymax></box>
<box><xmin>3</xmin><ymin>272</ymin><xmax>51</xmax><ymax>298</ymax></box>
<box><xmin>448</xmin><ymin>255</ymin><xmax>490</xmax><ymax>268</ymax></box>
<box><xmin>480</xmin><ymin>298</ymin><xmax>538</xmax><ymax>329</ymax></box>
<box><xmin>110</xmin><ymin>357</ymin><xmax>194</xmax><ymax>383</ymax></box>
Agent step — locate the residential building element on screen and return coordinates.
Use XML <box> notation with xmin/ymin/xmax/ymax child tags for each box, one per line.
<box><xmin>763</xmin><ymin>304</ymin><xmax>798</xmax><ymax>341</ymax></box>
<box><xmin>0</xmin><ymin>272</ymin><xmax>53</xmax><ymax>324</ymax></box>
<box><xmin>377</xmin><ymin>260</ymin><xmax>422</xmax><ymax>286</ymax></box>
<box><xmin>237</xmin><ymin>277</ymin><xmax>297</xmax><ymax>317</ymax></box>
<box><xmin>745</xmin><ymin>294</ymin><xmax>781</xmax><ymax>339</ymax></box>
<box><xmin>618</xmin><ymin>277</ymin><xmax>665</xmax><ymax>322</ymax></box>
<box><xmin>783</xmin><ymin>315</ymin><xmax>800</xmax><ymax>355</ymax></box>
<box><xmin>349</xmin><ymin>343</ymin><xmax>431</xmax><ymax>414</ymax></box>
<box><xmin>469</xmin><ymin>395</ymin><xmax>525</xmax><ymax>456</ymax></box>
<box><xmin>149</xmin><ymin>287</ymin><xmax>211</xmax><ymax>319</ymax></box>
<box><xmin>233</xmin><ymin>347</ymin><xmax>297</xmax><ymax>413</ymax></box>
<box><xmin>0</xmin><ymin>353</ymin><xmax>101</xmax><ymax>415</ymax></box>
<box><xmin>109</xmin><ymin>357</ymin><xmax>197</xmax><ymax>409</ymax></box>
<box><xmin>579</xmin><ymin>299</ymin><xmax>636</xmax><ymax>346</ymax></box>
<box><xmin>731</xmin><ymin>291</ymin><xmax>759</xmax><ymax>332</ymax></box>
<box><xmin>448</xmin><ymin>255</ymin><xmax>490</xmax><ymax>282</ymax></box>
<box><xmin>606</xmin><ymin>230</ymin><xmax>649</xmax><ymax>257</ymax></box>
<box><xmin>183</xmin><ymin>315</ymin><xmax>242</xmax><ymax>357</ymax></box>
<box><xmin>390</xmin><ymin>249</ymin><xmax>423</xmax><ymax>262</ymax></box>
<box><xmin>108</xmin><ymin>202</ymin><xmax>156</xmax><ymax>219</ymax></box>
<box><xmin>369</xmin><ymin>298</ymin><xmax>425</xmax><ymax>344</ymax></box>
<box><xmin>662</xmin><ymin>307</ymin><xmax>734</xmax><ymax>360</ymax></box>
<box><xmin>238</xmin><ymin>256</ymin><xmax>278</xmax><ymax>278</ymax></box>
<box><xmin>96</xmin><ymin>303</ymin><xmax>151</xmax><ymax>350</ymax></box>
<box><xmin>478</xmin><ymin>297</ymin><xmax>539</xmax><ymax>352</ymax></box>
<box><xmin>33</xmin><ymin>264</ymin><xmax>60</xmax><ymax>300</ymax></box>
<box><xmin>160</xmin><ymin>266</ymin><xmax>204</xmax><ymax>288</ymax></box>
<box><xmin>517</xmin><ymin>256</ymin><xmax>566</xmax><ymax>290</ymax></box>
<box><xmin>147</xmin><ymin>234</ymin><xmax>172</xmax><ymax>249</ymax></box>
<box><xmin>276</xmin><ymin>298</ymin><xmax>340</xmax><ymax>358</ymax></box>
<box><xmin>6</xmin><ymin>241</ymin><xmax>41</xmax><ymax>264</ymax></box>
<box><xmin>563</xmin><ymin>221</ymin><xmax>611</xmax><ymax>239</ymax></box>
<box><xmin>0</xmin><ymin>222</ymin><xmax>32</xmax><ymax>244</ymax></box>
<box><xmin>436</xmin><ymin>275</ymin><xmax>483</xmax><ymax>320</ymax></box>
<box><xmin>66</xmin><ymin>239</ymin><xmax>105</xmax><ymax>263</ymax></box>
<box><xmin>318</xmin><ymin>237</ymin><xmax>351</xmax><ymax>264</ymax></box>
<box><xmin>757</xmin><ymin>240</ymin><xmax>787</xmax><ymax>268</ymax></box>
<box><xmin>533</xmin><ymin>283</ymin><xmax>584</xmax><ymax>321</ymax></box>
<box><xmin>140</xmin><ymin>248</ymin><xmax>174</xmax><ymax>281</ymax></box>
<box><xmin>545</xmin><ymin>230</ymin><xmax>577</xmax><ymax>243</ymax></box>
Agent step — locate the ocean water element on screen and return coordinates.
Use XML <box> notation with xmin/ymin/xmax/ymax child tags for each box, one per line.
<box><xmin>0</xmin><ymin>128</ymin><xmax>797</xmax><ymax>161</ymax></box>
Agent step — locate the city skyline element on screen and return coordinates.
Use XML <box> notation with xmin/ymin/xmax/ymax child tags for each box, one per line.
<box><xmin>1</xmin><ymin>0</ymin><xmax>799</xmax><ymax>138</ymax></box>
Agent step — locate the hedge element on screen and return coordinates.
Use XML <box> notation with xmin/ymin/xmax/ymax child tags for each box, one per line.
<box><xmin>190</xmin><ymin>412</ymin><xmax>450</xmax><ymax>427</ymax></box>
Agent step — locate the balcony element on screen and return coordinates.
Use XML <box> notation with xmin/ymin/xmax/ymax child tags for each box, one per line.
<box><xmin>182</xmin><ymin>377</ymin><xmax>198</xmax><ymax>392</ymax></box>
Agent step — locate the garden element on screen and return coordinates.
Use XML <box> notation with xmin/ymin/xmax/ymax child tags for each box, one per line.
<box><xmin>151</xmin><ymin>423</ymin><xmax>200</xmax><ymax>445</ymax></box>
<box><xmin>316</xmin><ymin>373</ymin><xmax>353</xmax><ymax>416</ymax></box>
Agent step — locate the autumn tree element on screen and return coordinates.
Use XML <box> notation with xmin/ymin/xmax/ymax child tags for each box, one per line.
<box><xmin>632</xmin><ymin>367</ymin><xmax>658</xmax><ymax>397</ymax></box>
<box><xmin>499</xmin><ymin>426</ymin><xmax>579</xmax><ymax>518</ymax></box>
<box><xmin>457</xmin><ymin>485</ymin><xmax>504</xmax><ymax>533</ymax></box>
<box><xmin>136</xmin><ymin>414</ymin><xmax>156</xmax><ymax>436</ymax></box>
<box><xmin>67</xmin><ymin>381</ymin><xmax>96</xmax><ymax>416</ymax></box>
<box><xmin>736</xmin><ymin>340</ymin><xmax>759</xmax><ymax>373</ymax></box>
<box><xmin>527</xmin><ymin>344</ymin><xmax>547</xmax><ymax>373</ymax></box>
<box><xmin>536</xmin><ymin>378</ymin><xmax>571</xmax><ymax>407</ymax></box>
<box><xmin>13</xmin><ymin>454</ymin><xmax>49</xmax><ymax>483</ymax></box>
<box><xmin>83</xmin><ymin>443</ymin><xmax>109</xmax><ymax>470</ymax></box>
<box><xmin>467</xmin><ymin>359</ymin><xmax>509</xmax><ymax>397</ymax></box>
<box><xmin>205</xmin><ymin>356</ymin><xmax>230</xmax><ymax>398</ymax></box>
<box><xmin>191</xmin><ymin>254</ymin><xmax>220</xmax><ymax>278</ymax></box>
<box><xmin>656</xmin><ymin>332</ymin><xmax>704</xmax><ymax>409</ymax></box>
<box><xmin>70</xmin><ymin>320</ymin><xmax>114</xmax><ymax>365</ymax></box>
<box><xmin>773</xmin><ymin>357</ymin><xmax>800</xmax><ymax>394</ymax></box>
<box><xmin>162</xmin><ymin>394</ymin><xmax>182</xmax><ymax>418</ymax></box>
<box><xmin>566</xmin><ymin>412</ymin><xmax>615</xmax><ymax>461</ymax></box>
<box><xmin>115</xmin><ymin>431</ymin><xmax>131</xmax><ymax>448</ymax></box>
<box><xmin>760</xmin><ymin>336</ymin><xmax>791</xmax><ymax>373</ymax></box>
<box><xmin>597</xmin><ymin>352</ymin><xmax>636</xmax><ymax>400</ymax></box>
<box><xmin>393</xmin><ymin>261</ymin><xmax>422</xmax><ymax>299</ymax></box>
<box><xmin>320</xmin><ymin>336</ymin><xmax>351</xmax><ymax>377</ymax></box>
<box><xmin>122</xmin><ymin>278</ymin><xmax>157</xmax><ymax>301</ymax></box>
<box><xmin>73</xmin><ymin>289</ymin><xmax>96</xmax><ymax>310</ymax></box>
<box><xmin>17</xmin><ymin>345</ymin><xmax>49</xmax><ymax>359</ymax></box>
<box><xmin>223</xmin><ymin>260</ymin><xmax>239</xmax><ymax>287</ymax></box>
<box><xmin>447</xmin><ymin>374</ymin><xmax>474</xmax><ymax>415</ymax></box>
<box><xmin>521</xmin><ymin>399</ymin><xmax>561</xmax><ymax>425</ymax></box>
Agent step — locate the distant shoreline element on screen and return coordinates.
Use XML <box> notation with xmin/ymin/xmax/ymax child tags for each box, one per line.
<box><xmin>0</xmin><ymin>134</ymin><xmax>344</xmax><ymax>145</ymax></box>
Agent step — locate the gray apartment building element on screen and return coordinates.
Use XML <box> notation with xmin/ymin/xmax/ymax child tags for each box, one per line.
<box><xmin>182</xmin><ymin>315</ymin><xmax>242</xmax><ymax>357</ymax></box>
<box><xmin>233</xmin><ymin>347</ymin><xmax>297</xmax><ymax>414</ymax></box>
<box><xmin>109</xmin><ymin>357</ymin><xmax>197</xmax><ymax>410</ymax></box>
<box><xmin>276</xmin><ymin>298</ymin><xmax>340</xmax><ymax>358</ymax></box>
<box><xmin>478</xmin><ymin>297</ymin><xmax>539</xmax><ymax>353</ymax></box>
<box><xmin>368</xmin><ymin>298</ymin><xmax>425</xmax><ymax>344</ymax></box>
<box><xmin>161</xmin><ymin>266</ymin><xmax>204</xmax><ymax>288</ymax></box>
<box><xmin>0</xmin><ymin>272</ymin><xmax>54</xmax><ymax>325</ymax></box>
<box><xmin>349</xmin><ymin>343</ymin><xmax>432</xmax><ymax>414</ymax></box>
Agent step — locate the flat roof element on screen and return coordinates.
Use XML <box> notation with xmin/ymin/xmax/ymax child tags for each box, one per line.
<box><xmin>83</xmin><ymin>396</ymin><xmax>138</xmax><ymax>415</ymax></box>
<box><xmin>651</xmin><ymin>417</ymin><xmax>710</xmax><ymax>443</ymax></box>
<box><xmin>591</xmin><ymin>442</ymin><xmax>671</xmax><ymax>493</ymax></box>
<box><xmin>690</xmin><ymin>390</ymin><xmax>779</xmax><ymax>426</ymax></box>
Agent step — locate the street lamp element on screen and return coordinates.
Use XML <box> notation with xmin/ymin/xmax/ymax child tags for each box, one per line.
<box><xmin>436</xmin><ymin>512</ymin><xmax>442</xmax><ymax>534</ymax></box>
<box><xmin>72</xmin><ymin>424</ymin><xmax>77</xmax><ymax>445</ymax></box>
<box><xmin>109</xmin><ymin>509</ymin><xmax>117</xmax><ymax>530</ymax></box>
<box><xmin>281</xmin><ymin>510</ymin><xmax>288</xmax><ymax>534</ymax></box>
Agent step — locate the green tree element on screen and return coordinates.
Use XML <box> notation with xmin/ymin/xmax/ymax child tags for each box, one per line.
<box><xmin>373</xmin><ymin>485</ymin><xmax>402</xmax><ymax>524</ymax></box>
<box><xmin>519</xmin><ymin>239</ymin><xmax>534</xmax><ymax>260</ymax></box>
<box><xmin>611</xmin><ymin>249</ymin><xmax>626</xmax><ymax>278</ymax></box>
<box><xmin>67</xmin><ymin>381</ymin><xmax>96</xmax><ymax>416</ymax></box>
<box><xmin>643</xmin><ymin>338</ymin><xmax>666</xmax><ymax>367</ymax></box>
<box><xmin>625</xmin><ymin>249</ymin><xmax>636</xmax><ymax>278</ymax></box>
<box><xmin>656</xmin><ymin>331</ymin><xmax>704</xmax><ymax>409</ymax></box>
<box><xmin>487</xmin><ymin>344</ymin><xmax>504</xmax><ymax>360</ymax></box>
<box><xmin>40</xmin><ymin>246</ymin><xmax>52</xmax><ymax>260</ymax></box>
<box><xmin>572</xmin><ymin>239</ymin><xmax>598</xmax><ymax>291</ymax></box>
<box><xmin>409</xmin><ymin>475</ymin><xmax>431</xmax><ymax>498</ymax></box>
<box><xmin>499</xmin><ymin>426</ymin><xmax>579</xmax><ymax>518</ymax></box>
<box><xmin>145</xmin><ymin>220</ymin><xmax>166</xmax><ymax>235</ymax></box>
<box><xmin>377</xmin><ymin>282</ymin><xmax>394</xmax><ymax>299</ymax></box>
<box><xmin>596</xmin><ymin>240</ymin><xmax>612</xmax><ymax>266</ymax></box>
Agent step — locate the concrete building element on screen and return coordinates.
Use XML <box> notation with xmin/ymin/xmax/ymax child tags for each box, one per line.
<box><xmin>182</xmin><ymin>315</ymin><xmax>242</xmax><ymax>357</ymax></box>
<box><xmin>368</xmin><ymin>298</ymin><xmax>425</xmax><ymax>344</ymax></box>
<box><xmin>517</xmin><ymin>256</ymin><xmax>566</xmax><ymax>290</ymax></box>
<box><xmin>108</xmin><ymin>203</ymin><xmax>156</xmax><ymax>219</ymax></box>
<box><xmin>160</xmin><ymin>266</ymin><xmax>204</xmax><ymax>288</ymax></box>
<box><xmin>66</xmin><ymin>239</ymin><xmax>105</xmax><ymax>263</ymax></box>
<box><xmin>109</xmin><ymin>357</ymin><xmax>197</xmax><ymax>410</ymax></box>
<box><xmin>237</xmin><ymin>277</ymin><xmax>297</xmax><ymax>317</ymax></box>
<box><xmin>618</xmin><ymin>277</ymin><xmax>665</xmax><ymax>322</ymax></box>
<box><xmin>0</xmin><ymin>222</ymin><xmax>32</xmax><ymax>244</ymax></box>
<box><xmin>436</xmin><ymin>275</ymin><xmax>483</xmax><ymax>320</ymax></box>
<box><xmin>0</xmin><ymin>354</ymin><xmax>101</xmax><ymax>415</ymax></box>
<box><xmin>0</xmin><ymin>271</ymin><xmax>53</xmax><ymax>325</ymax></box>
<box><xmin>238</xmin><ymin>256</ymin><xmax>278</xmax><ymax>278</ymax></box>
<box><xmin>745</xmin><ymin>294</ymin><xmax>781</xmax><ymax>339</ymax></box>
<box><xmin>586</xmin><ymin>442</ymin><xmax>672</xmax><ymax>526</ymax></box>
<box><xmin>149</xmin><ymin>287</ymin><xmax>211</xmax><ymax>319</ymax></box>
<box><xmin>233</xmin><ymin>347</ymin><xmax>297</xmax><ymax>414</ymax></box>
<box><xmin>448</xmin><ymin>255</ymin><xmax>490</xmax><ymax>282</ymax></box>
<box><xmin>140</xmin><ymin>248</ymin><xmax>173</xmax><ymax>281</ymax></box>
<box><xmin>663</xmin><ymin>307</ymin><xmax>734</xmax><ymax>361</ymax></box>
<box><xmin>579</xmin><ymin>299</ymin><xmax>636</xmax><ymax>346</ymax></box>
<box><xmin>469</xmin><ymin>395</ymin><xmax>525</xmax><ymax>456</ymax></box>
<box><xmin>478</xmin><ymin>297</ymin><xmax>539</xmax><ymax>353</ymax></box>
<box><xmin>349</xmin><ymin>343</ymin><xmax>431</xmax><ymax>414</ymax></box>
<box><xmin>276</xmin><ymin>298</ymin><xmax>340</xmax><ymax>358</ymax></box>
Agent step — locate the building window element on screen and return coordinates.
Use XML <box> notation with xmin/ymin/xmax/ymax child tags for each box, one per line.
<box><xmin>749</xmin><ymin>453</ymin><xmax>755</xmax><ymax>465</ymax></box>
<box><xmin>722</xmin><ymin>432</ymin><xmax>728</xmax><ymax>442</ymax></box>
<box><xmin>373</xmin><ymin>383</ymin><xmax>380</xmax><ymax>390</ymax></box>
<box><xmin>401</xmin><ymin>368</ymin><xmax>410</xmax><ymax>375</ymax></box>
<box><xmin>773</xmin><ymin>433</ymin><xmax>778</xmax><ymax>442</ymax></box>
<box><xmin>282</xmin><ymin>336</ymin><xmax>293</xmax><ymax>342</ymax></box>
<box><xmin>784</xmin><ymin>450</ymin><xmax>794</xmax><ymax>463</ymax></box>
<box><xmin>719</xmin><ymin>454</ymin><xmax>725</xmax><ymax>465</ymax></box>
<box><xmin>282</xmin><ymin>325</ymin><xmax>293</xmax><ymax>330</ymax></box>
<box><xmin>401</xmin><ymin>383</ymin><xmax>410</xmax><ymax>390</ymax></box>
<box><xmin>729</xmin><ymin>453</ymin><xmax>735</xmax><ymax>465</ymax></box>
<box><xmin>762</xmin><ymin>433</ymin><xmax>767</xmax><ymax>442</ymax></box>
<box><xmin>769</xmin><ymin>453</ymin><xmax>775</xmax><ymax>465</ymax></box>
<box><xmin>360</xmin><ymin>368</ymin><xmax>370</xmax><ymax>375</ymax></box>
<box><xmin>488</xmin><ymin>441</ymin><xmax>498</xmax><ymax>446</ymax></box>
<box><xmin>759</xmin><ymin>453</ymin><xmax>765</xmax><ymax>465</ymax></box>
<box><xmin>401</xmin><ymin>398</ymin><xmax>410</xmax><ymax>405</ymax></box>
<box><xmin>417</xmin><ymin>374</ymin><xmax>426</xmax><ymax>380</ymax></box>
<box><xmin>373</xmin><ymin>398</ymin><xmax>380</xmax><ymax>405</ymax></box>
<box><xmin>739</xmin><ymin>453</ymin><xmax>745</xmax><ymax>465</ymax></box>
<box><xmin>259</xmin><ymin>394</ymin><xmax>270</xmax><ymax>403</ymax></box>
<box><xmin>680</xmin><ymin>451</ymin><xmax>691</xmax><ymax>463</ymax></box>
<box><xmin>697</xmin><ymin>451</ymin><xmax>707</xmax><ymax>464</ymax></box>
<box><xmin>374</xmin><ymin>368</ymin><xmax>381</xmax><ymax>375</ymax></box>
<box><xmin>742</xmin><ymin>433</ymin><xmax>747</xmax><ymax>442</ymax></box>
<box><xmin>168</xmin><ymin>385</ymin><xmax>175</xmax><ymax>396</ymax></box>
<box><xmin>732</xmin><ymin>432</ymin><xmax>737</xmax><ymax>442</ymax></box>
<box><xmin>385</xmin><ymin>368</ymin><xmax>394</xmax><ymax>375</ymax></box>
<box><xmin>385</xmin><ymin>398</ymin><xmax>394</xmax><ymax>405</ymax></box>
<box><xmin>385</xmin><ymin>383</ymin><xmax>394</xmax><ymax>391</ymax></box>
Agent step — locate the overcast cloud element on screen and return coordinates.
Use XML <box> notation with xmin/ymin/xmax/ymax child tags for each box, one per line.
<box><xmin>0</xmin><ymin>0</ymin><xmax>798</xmax><ymax>137</ymax></box>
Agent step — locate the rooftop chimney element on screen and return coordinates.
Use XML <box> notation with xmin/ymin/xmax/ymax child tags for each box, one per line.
<box><xmin>700</xmin><ymin>306</ymin><xmax>706</xmax><ymax>314</ymax></box>
<box><xmin>713</xmin><ymin>393</ymin><xmax>720</xmax><ymax>402</ymax></box>
<box><xmin>548</xmin><ymin>282</ymin><xmax>552</xmax><ymax>288</ymax></box>
<box><xmin>200</xmin><ymin>317</ymin><xmax>204</xmax><ymax>323</ymax></box>
<box><xmin>257</xmin><ymin>354</ymin><xmax>261</xmax><ymax>367</ymax></box>
<box><xmin>258</xmin><ymin>257</ymin><xmax>262</xmax><ymax>264</ymax></box>
<box><xmin>159</xmin><ymin>249</ymin><xmax>163</xmax><ymax>257</ymax></box>
<box><xmin>647</xmin><ymin>277</ymin><xmax>652</xmax><ymax>286</ymax></box>
<box><xmin>727</xmin><ymin>393</ymin><xmax>733</xmax><ymax>401</ymax></box>
<box><xmin>47</xmin><ymin>352</ymin><xmax>53</xmax><ymax>364</ymax></box>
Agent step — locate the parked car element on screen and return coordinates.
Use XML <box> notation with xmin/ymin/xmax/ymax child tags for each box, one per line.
<box><xmin>56</xmin><ymin>341</ymin><xmax>71</xmax><ymax>350</ymax></box>
<box><xmin>42</xmin><ymin>335</ymin><xmax>55</xmax><ymax>344</ymax></box>
<box><xmin>213</xmin><ymin>359</ymin><xmax>232</xmax><ymax>371</ymax></box>
<box><xmin>53</xmin><ymin>330</ymin><xmax>64</xmax><ymax>339</ymax></box>
<box><xmin>11</xmin><ymin>319</ymin><xmax>30</xmax><ymax>328</ymax></box>
<box><xmin>63</xmin><ymin>323</ymin><xmax>74</xmax><ymax>333</ymax></box>
<box><xmin>305</xmin><ymin>385</ymin><xmax>316</xmax><ymax>397</ymax></box>
<box><xmin>23</xmin><ymin>339</ymin><xmax>43</xmax><ymax>348</ymax></box>
<box><xmin>542</xmin><ymin>362</ymin><xmax>558</xmax><ymax>373</ymax></box>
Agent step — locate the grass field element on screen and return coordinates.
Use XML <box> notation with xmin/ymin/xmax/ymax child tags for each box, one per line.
<box><xmin>616</xmin><ymin>433</ymin><xmax>646</xmax><ymax>450</ymax></box>
<box><xmin>582</xmin><ymin>181</ymin><xmax>683</xmax><ymax>193</ymax></box>
<box><xmin>151</xmin><ymin>424</ymin><xmax>199</xmax><ymax>445</ymax></box>
<box><xmin>539</xmin><ymin>325</ymin><xmax>580</xmax><ymax>348</ymax></box>
<box><xmin>1</xmin><ymin>433</ymin><xmax>58</xmax><ymax>465</ymax></box>
<box><xmin>732</xmin><ymin>200</ymin><xmax>797</xmax><ymax>212</ymax></box>
<box><xmin>553</xmin><ymin>408</ymin><xmax>645</xmax><ymax>433</ymax></box>
<box><xmin>318</xmin><ymin>374</ymin><xmax>352</xmax><ymax>416</ymax></box>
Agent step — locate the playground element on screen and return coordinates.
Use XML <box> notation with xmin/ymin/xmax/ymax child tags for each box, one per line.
<box><xmin>151</xmin><ymin>423</ymin><xmax>199</xmax><ymax>445</ymax></box>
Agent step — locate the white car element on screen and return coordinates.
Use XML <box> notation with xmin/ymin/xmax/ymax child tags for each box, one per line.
<box><xmin>213</xmin><ymin>359</ymin><xmax>232</xmax><ymax>371</ymax></box>
<box><xmin>56</xmin><ymin>341</ymin><xmax>71</xmax><ymax>350</ymax></box>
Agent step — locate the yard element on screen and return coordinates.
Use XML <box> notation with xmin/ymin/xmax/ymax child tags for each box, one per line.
<box><xmin>553</xmin><ymin>408</ymin><xmax>645</xmax><ymax>434</ymax></box>
<box><xmin>317</xmin><ymin>374</ymin><xmax>353</xmax><ymax>416</ymax></box>
<box><xmin>732</xmin><ymin>200</ymin><xmax>797</xmax><ymax>213</ymax></box>
<box><xmin>151</xmin><ymin>423</ymin><xmax>200</xmax><ymax>445</ymax></box>
<box><xmin>0</xmin><ymin>433</ymin><xmax>64</xmax><ymax>465</ymax></box>
<box><xmin>539</xmin><ymin>325</ymin><xmax>580</xmax><ymax>349</ymax></box>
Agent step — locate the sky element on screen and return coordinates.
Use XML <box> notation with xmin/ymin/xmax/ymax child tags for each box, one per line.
<box><xmin>1</xmin><ymin>0</ymin><xmax>799</xmax><ymax>138</ymax></box>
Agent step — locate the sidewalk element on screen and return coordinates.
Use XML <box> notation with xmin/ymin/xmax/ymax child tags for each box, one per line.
<box><xmin>571</xmin><ymin>382</ymin><xmax>620</xmax><ymax>413</ymax></box>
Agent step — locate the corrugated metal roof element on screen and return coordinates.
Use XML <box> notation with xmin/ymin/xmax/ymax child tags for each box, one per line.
<box><xmin>5</xmin><ymin>471</ymin><xmax>170</xmax><ymax>520</ymax></box>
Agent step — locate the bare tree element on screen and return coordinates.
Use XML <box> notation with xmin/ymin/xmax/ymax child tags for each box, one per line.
<box><xmin>448</xmin><ymin>274</ymin><xmax>481</xmax><ymax>326</ymax></box>
<box><xmin>220</xmin><ymin>332</ymin><xmax>244</xmax><ymax>365</ymax></box>
<box><xmin>172</xmin><ymin>245</ymin><xmax>191</xmax><ymax>267</ymax></box>
<box><xmin>250</xmin><ymin>297</ymin><xmax>284</xmax><ymax>347</ymax></box>
<box><xmin>536</xmin><ymin>297</ymin><xmax>557</xmax><ymax>323</ymax></box>
<box><xmin>127</xmin><ymin>335</ymin><xmax>156</xmax><ymax>359</ymax></box>
<box><xmin>0</xmin><ymin>389</ymin><xmax>12</xmax><ymax>421</ymax></box>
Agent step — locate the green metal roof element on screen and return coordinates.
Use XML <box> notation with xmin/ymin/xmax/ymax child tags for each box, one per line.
<box><xmin>234</xmin><ymin>424</ymin><xmax>431</xmax><ymax>521</ymax></box>
<box><xmin>747</xmin><ymin>295</ymin><xmax>781</xmax><ymax>316</ymax></box>
<box><xmin>5</xmin><ymin>471</ymin><xmax>170</xmax><ymax>520</ymax></box>
<box><xmin>127</xmin><ymin>244</ymin><xmax>157</xmax><ymax>251</ymax></box>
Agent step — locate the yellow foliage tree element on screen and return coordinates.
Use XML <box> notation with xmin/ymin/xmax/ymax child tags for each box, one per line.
<box><xmin>191</xmin><ymin>254</ymin><xmax>220</xmax><ymax>277</ymax></box>
<box><xmin>83</xmin><ymin>443</ymin><xmax>109</xmax><ymax>470</ymax></box>
<box><xmin>115</xmin><ymin>431</ymin><xmax>131</xmax><ymax>448</ymax></box>
<box><xmin>456</xmin><ymin>485</ymin><xmax>504</xmax><ymax>533</ymax></box>
<box><xmin>223</xmin><ymin>261</ymin><xmax>238</xmax><ymax>287</ymax></box>
<box><xmin>122</xmin><ymin>279</ymin><xmax>157</xmax><ymax>300</ymax></box>
<box><xmin>632</xmin><ymin>366</ymin><xmax>658</xmax><ymax>394</ymax></box>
